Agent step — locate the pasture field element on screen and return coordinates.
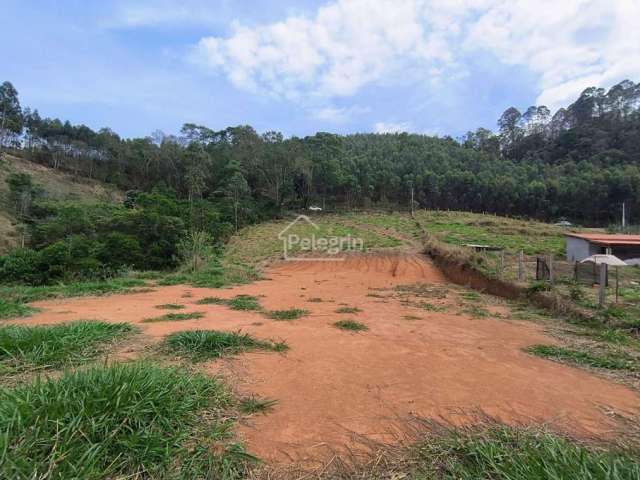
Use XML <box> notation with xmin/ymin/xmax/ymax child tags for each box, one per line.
<box><xmin>1</xmin><ymin>211</ymin><xmax>640</xmax><ymax>479</ymax></box>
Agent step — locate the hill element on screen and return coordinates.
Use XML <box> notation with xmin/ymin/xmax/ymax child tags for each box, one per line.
<box><xmin>0</xmin><ymin>153</ymin><xmax>122</xmax><ymax>252</ymax></box>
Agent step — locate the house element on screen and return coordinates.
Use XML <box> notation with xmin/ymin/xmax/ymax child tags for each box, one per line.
<box><xmin>565</xmin><ymin>233</ymin><xmax>640</xmax><ymax>263</ymax></box>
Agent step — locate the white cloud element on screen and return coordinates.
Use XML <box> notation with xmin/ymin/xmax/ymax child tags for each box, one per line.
<box><xmin>313</xmin><ymin>105</ymin><xmax>370</xmax><ymax>123</ymax></box>
<box><xmin>374</xmin><ymin>121</ymin><xmax>414</xmax><ymax>133</ymax></box>
<box><xmin>192</xmin><ymin>0</ymin><xmax>640</xmax><ymax>113</ymax></box>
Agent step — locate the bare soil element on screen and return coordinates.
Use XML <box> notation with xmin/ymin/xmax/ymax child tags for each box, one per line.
<box><xmin>18</xmin><ymin>253</ymin><xmax>640</xmax><ymax>466</ymax></box>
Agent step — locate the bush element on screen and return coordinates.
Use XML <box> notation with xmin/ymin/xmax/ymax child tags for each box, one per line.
<box><xmin>0</xmin><ymin>248</ymin><xmax>42</xmax><ymax>284</ymax></box>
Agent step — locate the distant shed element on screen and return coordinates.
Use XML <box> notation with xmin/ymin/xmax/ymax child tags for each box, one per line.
<box><xmin>565</xmin><ymin>233</ymin><xmax>640</xmax><ymax>263</ymax></box>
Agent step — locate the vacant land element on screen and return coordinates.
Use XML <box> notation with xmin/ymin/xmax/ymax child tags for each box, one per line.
<box><xmin>2</xmin><ymin>211</ymin><xmax>640</xmax><ymax>477</ymax></box>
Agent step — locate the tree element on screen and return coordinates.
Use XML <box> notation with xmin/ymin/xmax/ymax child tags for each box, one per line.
<box><xmin>223</xmin><ymin>170</ymin><xmax>250</xmax><ymax>231</ymax></box>
<box><xmin>497</xmin><ymin>107</ymin><xmax>522</xmax><ymax>153</ymax></box>
<box><xmin>0</xmin><ymin>81</ymin><xmax>23</xmax><ymax>147</ymax></box>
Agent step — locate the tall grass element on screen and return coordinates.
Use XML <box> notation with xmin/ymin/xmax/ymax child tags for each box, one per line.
<box><xmin>0</xmin><ymin>321</ymin><xmax>133</xmax><ymax>371</ymax></box>
<box><xmin>526</xmin><ymin>344</ymin><xmax>638</xmax><ymax>371</ymax></box>
<box><xmin>414</xmin><ymin>425</ymin><xmax>640</xmax><ymax>479</ymax></box>
<box><xmin>165</xmin><ymin>330</ymin><xmax>288</xmax><ymax>362</ymax></box>
<box><xmin>0</xmin><ymin>363</ymin><xmax>250</xmax><ymax>479</ymax></box>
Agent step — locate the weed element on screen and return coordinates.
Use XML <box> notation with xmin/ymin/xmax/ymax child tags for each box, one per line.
<box><xmin>0</xmin><ymin>300</ymin><xmax>37</xmax><ymax>319</ymax></box>
<box><xmin>460</xmin><ymin>291</ymin><xmax>481</xmax><ymax>301</ymax></box>
<box><xmin>333</xmin><ymin>320</ymin><xmax>368</xmax><ymax>332</ymax></box>
<box><xmin>403</xmin><ymin>315</ymin><xmax>422</xmax><ymax>320</ymax></box>
<box><xmin>526</xmin><ymin>344</ymin><xmax>638</xmax><ymax>371</ymax></box>
<box><xmin>164</xmin><ymin>330</ymin><xmax>288</xmax><ymax>362</ymax></box>
<box><xmin>227</xmin><ymin>295</ymin><xmax>260</xmax><ymax>311</ymax></box>
<box><xmin>143</xmin><ymin>312</ymin><xmax>205</xmax><ymax>323</ymax></box>
<box><xmin>239</xmin><ymin>396</ymin><xmax>278</xmax><ymax>415</ymax></box>
<box><xmin>0</xmin><ymin>362</ymin><xmax>251</xmax><ymax>478</ymax></box>
<box><xmin>307</xmin><ymin>297</ymin><xmax>324</xmax><ymax>303</ymax></box>
<box><xmin>335</xmin><ymin>306</ymin><xmax>361</xmax><ymax>314</ymax></box>
<box><xmin>0</xmin><ymin>321</ymin><xmax>133</xmax><ymax>371</ymax></box>
<box><xmin>413</xmin><ymin>424</ymin><xmax>640</xmax><ymax>479</ymax></box>
<box><xmin>155</xmin><ymin>303</ymin><xmax>185</xmax><ymax>310</ymax></box>
<box><xmin>266</xmin><ymin>309</ymin><xmax>309</xmax><ymax>321</ymax></box>
<box><xmin>196</xmin><ymin>296</ymin><xmax>227</xmax><ymax>305</ymax></box>
<box><xmin>462</xmin><ymin>305</ymin><xmax>491</xmax><ymax>318</ymax></box>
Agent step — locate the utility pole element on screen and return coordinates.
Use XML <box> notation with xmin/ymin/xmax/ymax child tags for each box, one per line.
<box><xmin>622</xmin><ymin>201</ymin><xmax>626</xmax><ymax>230</ymax></box>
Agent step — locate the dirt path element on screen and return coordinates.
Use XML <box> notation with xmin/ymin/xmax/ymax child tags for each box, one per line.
<box><xmin>18</xmin><ymin>253</ymin><xmax>640</xmax><ymax>466</ymax></box>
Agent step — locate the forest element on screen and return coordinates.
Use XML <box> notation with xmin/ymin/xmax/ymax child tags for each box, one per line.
<box><xmin>1</xmin><ymin>78</ymin><xmax>639</xmax><ymax>283</ymax></box>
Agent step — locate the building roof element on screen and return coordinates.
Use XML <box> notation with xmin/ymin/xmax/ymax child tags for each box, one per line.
<box><xmin>565</xmin><ymin>233</ymin><xmax>640</xmax><ymax>246</ymax></box>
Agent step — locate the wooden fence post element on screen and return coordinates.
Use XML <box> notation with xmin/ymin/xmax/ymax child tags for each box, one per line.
<box><xmin>518</xmin><ymin>250</ymin><xmax>524</xmax><ymax>281</ymax></box>
<box><xmin>548</xmin><ymin>254</ymin><xmax>554</xmax><ymax>285</ymax></box>
<box><xmin>598</xmin><ymin>263</ymin><xmax>606</xmax><ymax>307</ymax></box>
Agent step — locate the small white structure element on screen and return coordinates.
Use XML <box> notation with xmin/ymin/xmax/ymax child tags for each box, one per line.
<box><xmin>579</xmin><ymin>254</ymin><xmax>627</xmax><ymax>266</ymax></box>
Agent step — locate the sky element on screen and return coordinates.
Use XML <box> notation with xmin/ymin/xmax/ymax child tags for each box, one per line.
<box><xmin>3</xmin><ymin>0</ymin><xmax>639</xmax><ymax>139</ymax></box>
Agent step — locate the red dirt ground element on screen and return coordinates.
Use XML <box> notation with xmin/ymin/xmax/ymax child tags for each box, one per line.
<box><xmin>18</xmin><ymin>253</ymin><xmax>640</xmax><ymax>465</ymax></box>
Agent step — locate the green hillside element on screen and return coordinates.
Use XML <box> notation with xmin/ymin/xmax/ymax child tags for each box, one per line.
<box><xmin>0</xmin><ymin>153</ymin><xmax>122</xmax><ymax>252</ymax></box>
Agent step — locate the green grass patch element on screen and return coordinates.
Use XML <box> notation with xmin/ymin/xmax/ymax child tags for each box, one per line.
<box><xmin>526</xmin><ymin>344</ymin><xmax>638</xmax><ymax>371</ymax></box>
<box><xmin>143</xmin><ymin>312</ymin><xmax>205</xmax><ymax>323</ymax></box>
<box><xmin>462</xmin><ymin>305</ymin><xmax>491</xmax><ymax>318</ymax></box>
<box><xmin>0</xmin><ymin>362</ymin><xmax>251</xmax><ymax>479</ymax></box>
<box><xmin>335</xmin><ymin>306</ymin><xmax>361</xmax><ymax>314</ymax></box>
<box><xmin>0</xmin><ymin>321</ymin><xmax>133</xmax><ymax>372</ymax></box>
<box><xmin>196</xmin><ymin>296</ymin><xmax>227</xmax><ymax>305</ymax></box>
<box><xmin>0</xmin><ymin>299</ymin><xmax>37</xmax><ymax>319</ymax></box>
<box><xmin>155</xmin><ymin>303</ymin><xmax>185</xmax><ymax>310</ymax></box>
<box><xmin>266</xmin><ymin>308</ymin><xmax>309</xmax><ymax>321</ymax></box>
<box><xmin>333</xmin><ymin>319</ymin><xmax>368</xmax><ymax>332</ymax></box>
<box><xmin>239</xmin><ymin>396</ymin><xmax>278</xmax><ymax>415</ymax></box>
<box><xmin>227</xmin><ymin>295</ymin><xmax>260</xmax><ymax>311</ymax></box>
<box><xmin>164</xmin><ymin>330</ymin><xmax>288</xmax><ymax>362</ymax></box>
<box><xmin>413</xmin><ymin>425</ymin><xmax>640</xmax><ymax>479</ymax></box>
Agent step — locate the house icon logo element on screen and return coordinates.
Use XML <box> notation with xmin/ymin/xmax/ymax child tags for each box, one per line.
<box><xmin>277</xmin><ymin>215</ymin><xmax>363</xmax><ymax>261</ymax></box>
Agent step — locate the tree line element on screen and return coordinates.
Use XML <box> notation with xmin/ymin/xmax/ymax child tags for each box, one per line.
<box><xmin>2</xmin><ymin>79</ymin><xmax>640</xmax><ymax>228</ymax></box>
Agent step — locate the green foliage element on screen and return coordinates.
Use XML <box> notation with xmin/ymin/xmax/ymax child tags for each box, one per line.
<box><xmin>266</xmin><ymin>308</ymin><xmax>309</xmax><ymax>320</ymax></box>
<box><xmin>0</xmin><ymin>363</ymin><xmax>250</xmax><ymax>479</ymax></box>
<box><xmin>333</xmin><ymin>320</ymin><xmax>368</xmax><ymax>331</ymax></box>
<box><xmin>526</xmin><ymin>344</ymin><xmax>638</xmax><ymax>371</ymax></box>
<box><xmin>238</xmin><ymin>396</ymin><xmax>278</xmax><ymax>415</ymax></box>
<box><xmin>227</xmin><ymin>295</ymin><xmax>261</xmax><ymax>311</ymax></box>
<box><xmin>0</xmin><ymin>321</ymin><xmax>133</xmax><ymax>371</ymax></box>
<box><xmin>414</xmin><ymin>425</ymin><xmax>640</xmax><ymax>479</ymax></box>
<box><xmin>196</xmin><ymin>296</ymin><xmax>227</xmax><ymax>305</ymax></box>
<box><xmin>164</xmin><ymin>330</ymin><xmax>288</xmax><ymax>362</ymax></box>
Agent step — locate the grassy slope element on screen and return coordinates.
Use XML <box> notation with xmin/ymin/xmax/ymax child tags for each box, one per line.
<box><xmin>0</xmin><ymin>153</ymin><xmax>123</xmax><ymax>253</ymax></box>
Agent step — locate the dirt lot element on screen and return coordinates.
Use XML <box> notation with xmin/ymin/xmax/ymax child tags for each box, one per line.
<box><xmin>19</xmin><ymin>253</ymin><xmax>640</xmax><ymax>466</ymax></box>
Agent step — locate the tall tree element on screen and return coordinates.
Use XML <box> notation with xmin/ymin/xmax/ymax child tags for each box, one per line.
<box><xmin>0</xmin><ymin>81</ymin><xmax>23</xmax><ymax>147</ymax></box>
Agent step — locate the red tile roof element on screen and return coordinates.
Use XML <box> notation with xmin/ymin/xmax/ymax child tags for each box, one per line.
<box><xmin>565</xmin><ymin>233</ymin><xmax>640</xmax><ymax>246</ymax></box>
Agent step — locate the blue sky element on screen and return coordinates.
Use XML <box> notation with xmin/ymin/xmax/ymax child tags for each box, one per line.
<box><xmin>3</xmin><ymin>0</ymin><xmax>638</xmax><ymax>139</ymax></box>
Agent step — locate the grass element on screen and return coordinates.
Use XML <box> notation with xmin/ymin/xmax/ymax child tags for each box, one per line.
<box><xmin>155</xmin><ymin>303</ymin><xmax>185</xmax><ymax>310</ymax></box>
<box><xmin>266</xmin><ymin>308</ymin><xmax>309</xmax><ymax>321</ymax></box>
<box><xmin>410</xmin><ymin>424</ymin><xmax>640</xmax><ymax>480</ymax></box>
<box><xmin>164</xmin><ymin>330</ymin><xmax>288</xmax><ymax>362</ymax></box>
<box><xmin>0</xmin><ymin>277</ymin><xmax>148</xmax><ymax>319</ymax></box>
<box><xmin>333</xmin><ymin>319</ymin><xmax>368</xmax><ymax>332</ymax></box>
<box><xmin>143</xmin><ymin>311</ymin><xmax>205</xmax><ymax>323</ymax></box>
<box><xmin>239</xmin><ymin>396</ymin><xmax>278</xmax><ymax>415</ymax></box>
<box><xmin>0</xmin><ymin>362</ymin><xmax>251</xmax><ymax>479</ymax></box>
<box><xmin>335</xmin><ymin>306</ymin><xmax>361</xmax><ymax>314</ymax></box>
<box><xmin>0</xmin><ymin>300</ymin><xmax>37</xmax><ymax>319</ymax></box>
<box><xmin>196</xmin><ymin>296</ymin><xmax>227</xmax><ymax>305</ymax></box>
<box><xmin>195</xmin><ymin>295</ymin><xmax>261</xmax><ymax>311</ymax></box>
<box><xmin>462</xmin><ymin>305</ymin><xmax>491</xmax><ymax>318</ymax></box>
<box><xmin>0</xmin><ymin>321</ymin><xmax>133</xmax><ymax>372</ymax></box>
<box><xmin>227</xmin><ymin>295</ymin><xmax>260</xmax><ymax>311</ymax></box>
<box><xmin>403</xmin><ymin>315</ymin><xmax>422</xmax><ymax>320</ymax></box>
<box><xmin>526</xmin><ymin>344</ymin><xmax>638</xmax><ymax>371</ymax></box>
